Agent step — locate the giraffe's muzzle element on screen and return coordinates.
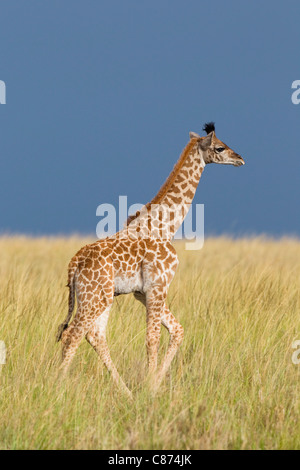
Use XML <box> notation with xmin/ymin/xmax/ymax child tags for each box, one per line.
<box><xmin>233</xmin><ymin>154</ymin><xmax>245</xmax><ymax>166</ymax></box>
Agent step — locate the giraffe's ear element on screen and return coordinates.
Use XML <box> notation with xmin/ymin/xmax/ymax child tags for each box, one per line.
<box><xmin>189</xmin><ymin>131</ymin><xmax>201</xmax><ymax>140</ymax></box>
<box><xmin>199</xmin><ymin>132</ymin><xmax>213</xmax><ymax>150</ymax></box>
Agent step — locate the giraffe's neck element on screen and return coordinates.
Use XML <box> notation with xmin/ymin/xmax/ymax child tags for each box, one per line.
<box><xmin>126</xmin><ymin>139</ymin><xmax>205</xmax><ymax>240</ymax></box>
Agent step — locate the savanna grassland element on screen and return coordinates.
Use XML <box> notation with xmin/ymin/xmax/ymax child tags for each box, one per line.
<box><xmin>0</xmin><ymin>236</ymin><xmax>300</xmax><ymax>450</ymax></box>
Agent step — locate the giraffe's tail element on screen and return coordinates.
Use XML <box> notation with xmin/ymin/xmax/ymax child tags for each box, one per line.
<box><xmin>56</xmin><ymin>257</ymin><xmax>78</xmax><ymax>342</ymax></box>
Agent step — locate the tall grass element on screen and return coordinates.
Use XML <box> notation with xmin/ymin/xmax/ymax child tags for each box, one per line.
<box><xmin>0</xmin><ymin>236</ymin><xmax>299</xmax><ymax>449</ymax></box>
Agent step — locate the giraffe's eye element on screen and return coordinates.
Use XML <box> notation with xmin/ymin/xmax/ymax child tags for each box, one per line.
<box><xmin>215</xmin><ymin>147</ymin><xmax>225</xmax><ymax>153</ymax></box>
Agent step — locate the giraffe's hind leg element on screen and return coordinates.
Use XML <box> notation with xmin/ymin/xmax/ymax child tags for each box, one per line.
<box><xmin>60</xmin><ymin>253</ymin><xmax>116</xmax><ymax>376</ymax></box>
<box><xmin>86</xmin><ymin>311</ymin><xmax>132</xmax><ymax>399</ymax></box>
<box><xmin>60</xmin><ymin>300</ymin><xmax>105</xmax><ymax>375</ymax></box>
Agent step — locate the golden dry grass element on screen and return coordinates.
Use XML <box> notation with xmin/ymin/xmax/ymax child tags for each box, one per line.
<box><xmin>0</xmin><ymin>236</ymin><xmax>300</xmax><ymax>449</ymax></box>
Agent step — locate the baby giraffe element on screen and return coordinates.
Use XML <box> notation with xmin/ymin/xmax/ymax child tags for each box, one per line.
<box><xmin>57</xmin><ymin>122</ymin><xmax>245</xmax><ymax>398</ymax></box>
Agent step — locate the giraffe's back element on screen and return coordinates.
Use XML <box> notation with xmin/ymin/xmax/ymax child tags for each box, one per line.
<box><xmin>70</xmin><ymin>235</ymin><xmax>178</xmax><ymax>297</ymax></box>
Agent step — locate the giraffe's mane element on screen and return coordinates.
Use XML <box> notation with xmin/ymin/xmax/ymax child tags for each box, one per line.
<box><xmin>126</xmin><ymin>139</ymin><xmax>198</xmax><ymax>226</ymax></box>
<box><xmin>203</xmin><ymin>122</ymin><xmax>215</xmax><ymax>135</ymax></box>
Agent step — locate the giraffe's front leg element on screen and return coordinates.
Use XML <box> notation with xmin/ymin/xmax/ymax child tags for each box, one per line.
<box><xmin>145</xmin><ymin>286</ymin><xmax>166</xmax><ymax>377</ymax></box>
<box><xmin>155</xmin><ymin>306</ymin><xmax>184</xmax><ymax>389</ymax></box>
<box><xmin>146</xmin><ymin>311</ymin><xmax>161</xmax><ymax>375</ymax></box>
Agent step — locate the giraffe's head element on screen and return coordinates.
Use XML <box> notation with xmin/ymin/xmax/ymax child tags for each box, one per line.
<box><xmin>189</xmin><ymin>122</ymin><xmax>245</xmax><ymax>167</ymax></box>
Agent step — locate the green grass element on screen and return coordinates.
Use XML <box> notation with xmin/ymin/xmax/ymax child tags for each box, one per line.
<box><xmin>0</xmin><ymin>236</ymin><xmax>300</xmax><ymax>449</ymax></box>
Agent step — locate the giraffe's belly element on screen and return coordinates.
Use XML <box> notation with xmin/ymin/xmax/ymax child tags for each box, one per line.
<box><xmin>114</xmin><ymin>270</ymin><xmax>144</xmax><ymax>295</ymax></box>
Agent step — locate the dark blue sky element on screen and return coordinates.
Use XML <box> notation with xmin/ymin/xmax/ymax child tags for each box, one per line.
<box><xmin>0</xmin><ymin>1</ymin><xmax>299</xmax><ymax>236</ymax></box>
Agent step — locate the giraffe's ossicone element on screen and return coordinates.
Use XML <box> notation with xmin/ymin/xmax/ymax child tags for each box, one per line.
<box><xmin>57</xmin><ymin>123</ymin><xmax>245</xmax><ymax>397</ymax></box>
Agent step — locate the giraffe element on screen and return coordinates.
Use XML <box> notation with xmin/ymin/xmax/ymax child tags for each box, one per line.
<box><xmin>56</xmin><ymin>122</ymin><xmax>245</xmax><ymax>397</ymax></box>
